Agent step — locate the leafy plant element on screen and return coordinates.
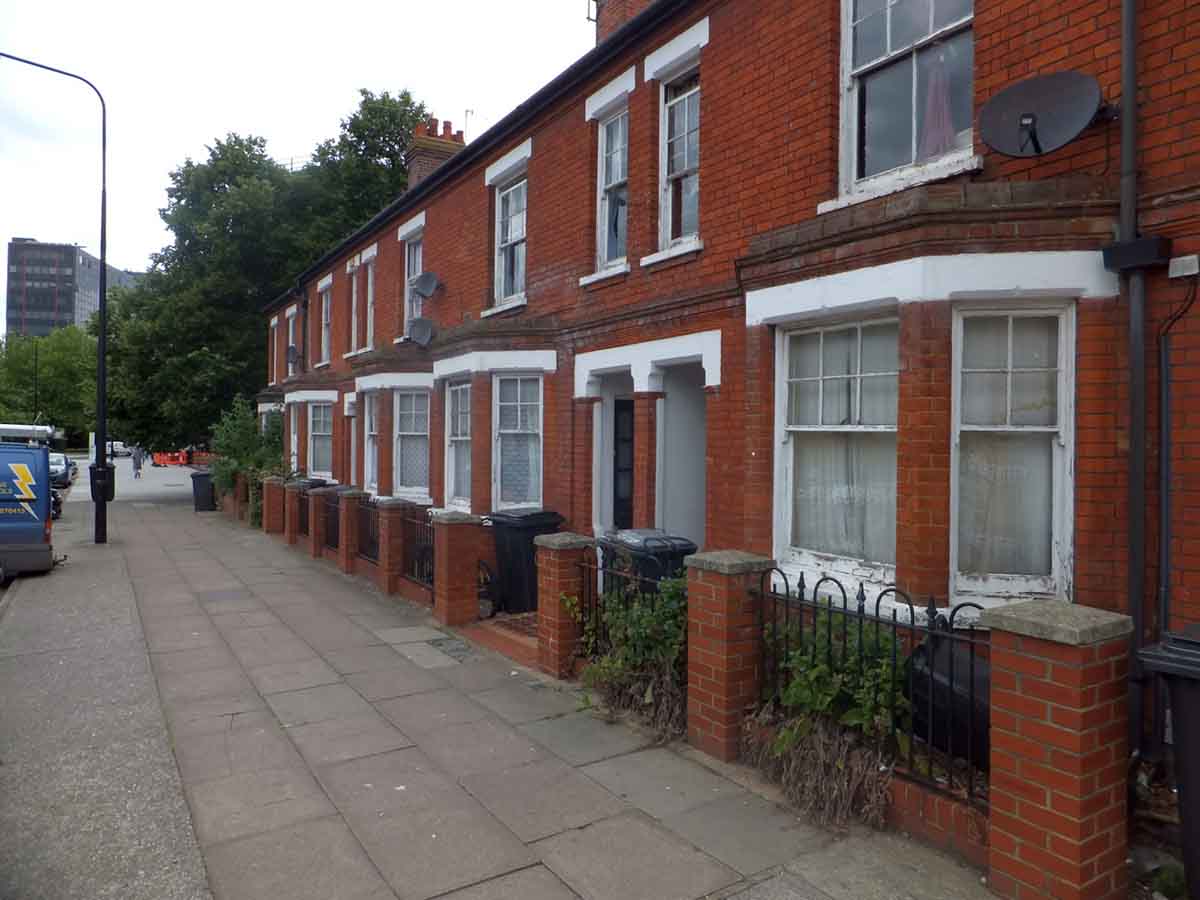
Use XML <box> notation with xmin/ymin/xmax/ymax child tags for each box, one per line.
<box><xmin>210</xmin><ymin>396</ymin><xmax>287</xmax><ymax>497</ymax></box>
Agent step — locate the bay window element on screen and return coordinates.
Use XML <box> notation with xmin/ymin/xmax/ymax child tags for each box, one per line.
<box><xmin>394</xmin><ymin>391</ymin><xmax>430</xmax><ymax>498</ymax></box>
<box><xmin>495</xmin><ymin>179</ymin><xmax>527</xmax><ymax>304</ymax></box>
<box><xmin>953</xmin><ymin>307</ymin><xmax>1073</xmax><ymax>603</ymax></box>
<box><xmin>309</xmin><ymin>403</ymin><xmax>333</xmax><ymax>477</ymax></box>
<box><xmin>494</xmin><ymin>375</ymin><xmax>541</xmax><ymax>508</ymax></box>
<box><xmin>364</xmin><ymin>393</ymin><xmax>379</xmax><ymax>493</ymax></box>
<box><xmin>447</xmin><ymin>382</ymin><xmax>471</xmax><ymax>508</ymax></box>
<box><xmin>843</xmin><ymin>0</ymin><xmax>974</xmax><ymax>188</ymax></box>
<box><xmin>783</xmin><ymin>321</ymin><xmax>899</xmax><ymax>570</ymax></box>
<box><xmin>662</xmin><ymin>72</ymin><xmax>700</xmax><ymax>246</ymax></box>
<box><xmin>598</xmin><ymin>110</ymin><xmax>629</xmax><ymax>268</ymax></box>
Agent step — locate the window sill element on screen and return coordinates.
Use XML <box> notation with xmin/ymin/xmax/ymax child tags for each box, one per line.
<box><xmin>393</xmin><ymin>335</ymin><xmax>411</xmax><ymax>345</ymax></box>
<box><xmin>309</xmin><ymin>471</ymin><xmax>334</xmax><ymax>481</ymax></box>
<box><xmin>446</xmin><ymin>498</ymin><xmax>472</xmax><ymax>513</ymax></box>
<box><xmin>640</xmin><ymin>237</ymin><xmax>703</xmax><ymax>268</ymax></box>
<box><xmin>579</xmin><ymin>262</ymin><xmax>632</xmax><ymax>288</ymax></box>
<box><xmin>343</xmin><ymin>348</ymin><xmax>371</xmax><ymax>359</ymax></box>
<box><xmin>313</xmin><ymin>361</ymin><xmax>331</xmax><ymax>370</ymax></box>
<box><xmin>817</xmin><ymin>152</ymin><xmax>983</xmax><ymax>215</ymax></box>
<box><xmin>482</xmin><ymin>295</ymin><xmax>528</xmax><ymax>318</ymax></box>
<box><xmin>391</xmin><ymin>490</ymin><xmax>434</xmax><ymax>506</ymax></box>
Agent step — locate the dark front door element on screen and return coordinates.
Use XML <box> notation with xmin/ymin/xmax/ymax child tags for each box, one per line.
<box><xmin>613</xmin><ymin>398</ymin><xmax>634</xmax><ymax>530</ymax></box>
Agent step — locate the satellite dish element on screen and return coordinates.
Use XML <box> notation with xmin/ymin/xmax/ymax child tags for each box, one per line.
<box><xmin>408</xmin><ymin>318</ymin><xmax>435</xmax><ymax>347</ymax></box>
<box><xmin>980</xmin><ymin>71</ymin><xmax>1104</xmax><ymax>158</ymax></box>
<box><xmin>285</xmin><ymin>345</ymin><xmax>299</xmax><ymax>365</ymax></box>
<box><xmin>411</xmin><ymin>271</ymin><xmax>440</xmax><ymax>299</ymax></box>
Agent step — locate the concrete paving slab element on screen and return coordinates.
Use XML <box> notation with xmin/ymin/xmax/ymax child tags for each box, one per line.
<box><xmin>138</xmin><ymin>599</ymin><xmax>206</xmax><ymax>622</ymax></box>
<box><xmin>781</xmin><ymin>831</ymin><xmax>991</xmax><ymax>900</ymax></box>
<box><xmin>247</xmin><ymin>657</ymin><xmax>342</xmax><ymax>695</ymax></box>
<box><xmin>345</xmin><ymin>660</ymin><xmax>446</xmax><ymax>701</ymax></box>
<box><xmin>437</xmin><ymin>865</ymin><xmax>580</xmax><ymax>900</ymax></box>
<box><xmin>225</xmin><ymin>624</ymin><xmax>317</xmax><ymax>667</ymax></box>
<box><xmin>167</xmin><ymin>693</ymin><xmax>268</xmax><ymax>737</ymax></box>
<box><xmin>375</xmin><ymin>688</ymin><xmax>489</xmax><ymax>735</ymax></box>
<box><xmin>187</xmin><ymin>767</ymin><xmax>334</xmax><ymax>846</ymax></box>
<box><xmin>288</xmin><ymin>618</ymin><xmax>383</xmax><ymax>651</ymax></box>
<box><xmin>157</xmin><ymin>666</ymin><xmax>257</xmax><ymax>706</ymax></box>
<box><xmin>724</xmin><ymin>872</ymin><xmax>836</xmax><ymax>900</ymax></box>
<box><xmin>662</xmin><ymin>793</ymin><xmax>831</xmax><ymax>876</ymax></box>
<box><xmin>174</xmin><ymin>714</ymin><xmax>306</xmax><ymax>785</ymax></box>
<box><xmin>318</xmin><ymin>749</ymin><xmax>536</xmax><ymax>900</ymax></box>
<box><xmin>151</xmin><ymin>645</ymin><xmax>240</xmax><ymax>677</ymax></box>
<box><xmin>394</xmin><ymin>641</ymin><xmax>460</xmax><ymax>669</ymax></box>
<box><xmin>195</xmin><ymin>589</ymin><xmax>263</xmax><ymax>614</ymax></box>
<box><xmin>321</xmin><ymin>644</ymin><xmax>409</xmax><ymax>675</ymax></box>
<box><xmin>288</xmin><ymin>711</ymin><xmax>414</xmax><ymax>767</ymax></box>
<box><xmin>461</xmin><ymin>757</ymin><xmax>628</xmax><ymax>842</ymax></box>
<box><xmin>470</xmin><ymin>682</ymin><xmax>582</xmax><ymax>724</ymax></box>
<box><xmin>371</xmin><ymin>625</ymin><xmax>446</xmax><ymax>644</ymax></box>
<box><xmin>204</xmin><ymin>816</ymin><xmax>394</xmax><ymax>900</ymax></box>
<box><xmin>414</xmin><ymin>718</ymin><xmax>544</xmax><ymax>778</ymax></box>
<box><xmin>267</xmin><ymin>682</ymin><xmax>375</xmax><ymax>727</ymax></box>
<box><xmin>581</xmin><ymin>747</ymin><xmax>747</xmax><ymax>819</ymax></box>
<box><xmin>143</xmin><ymin>616</ymin><xmax>223</xmax><ymax>653</ymax></box>
<box><xmin>518</xmin><ymin>711</ymin><xmax>652</xmax><ymax>766</ymax></box>
<box><xmin>436</xmin><ymin>658</ymin><xmax>522</xmax><ymax>693</ymax></box>
<box><xmin>209</xmin><ymin>610</ymin><xmax>283</xmax><ymax>631</ymax></box>
<box><xmin>537</xmin><ymin>811</ymin><xmax>739</xmax><ymax>900</ymax></box>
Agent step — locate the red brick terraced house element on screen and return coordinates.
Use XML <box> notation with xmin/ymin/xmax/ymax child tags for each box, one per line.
<box><xmin>262</xmin><ymin>0</ymin><xmax>1199</xmax><ymax>806</ymax></box>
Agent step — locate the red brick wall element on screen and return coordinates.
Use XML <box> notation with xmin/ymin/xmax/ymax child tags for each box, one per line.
<box><xmin>595</xmin><ymin>0</ymin><xmax>656</xmax><ymax>44</ymax></box>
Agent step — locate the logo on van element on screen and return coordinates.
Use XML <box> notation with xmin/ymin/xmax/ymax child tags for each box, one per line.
<box><xmin>9</xmin><ymin>463</ymin><xmax>36</xmax><ymax>517</ymax></box>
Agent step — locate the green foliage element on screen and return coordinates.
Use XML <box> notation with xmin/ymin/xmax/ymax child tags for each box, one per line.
<box><xmin>1152</xmin><ymin>864</ymin><xmax>1188</xmax><ymax>899</ymax></box>
<box><xmin>0</xmin><ymin>329</ymin><xmax>97</xmax><ymax>445</ymax></box>
<box><xmin>105</xmin><ymin>89</ymin><xmax>427</xmax><ymax>451</ymax></box>
<box><xmin>209</xmin><ymin>396</ymin><xmax>286</xmax><ymax>494</ymax></box>
<box><xmin>777</xmin><ymin>612</ymin><xmax>909</xmax><ymax>747</ymax></box>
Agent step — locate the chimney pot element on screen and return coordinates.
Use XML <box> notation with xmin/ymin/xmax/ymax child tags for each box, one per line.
<box><xmin>455</xmin><ymin>130</ymin><xmax>464</xmax><ymax>143</ymax></box>
<box><xmin>429</xmin><ymin>117</ymin><xmax>440</xmax><ymax>136</ymax></box>
<box><xmin>442</xmin><ymin>120</ymin><xmax>453</xmax><ymax>138</ymax></box>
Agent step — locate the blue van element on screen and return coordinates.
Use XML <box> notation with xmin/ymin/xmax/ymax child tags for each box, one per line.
<box><xmin>0</xmin><ymin>442</ymin><xmax>53</xmax><ymax>576</ymax></box>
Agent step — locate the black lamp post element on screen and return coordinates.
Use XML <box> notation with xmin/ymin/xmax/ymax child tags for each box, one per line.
<box><xmin>1</xmin><ymin>50</ymin><xmax>110</xmax><ymax>543</ymax></box>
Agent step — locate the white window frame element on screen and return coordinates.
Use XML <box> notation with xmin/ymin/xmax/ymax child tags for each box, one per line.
<box><xmin>492</xmin><ymin>374</ymin><xmax>543</xmax><ymax>510</ymax></box>
<box><xmin>950</xmin><ymin>302</ymin><xmax>1075</xmax><ymax>606</ymax></box>
<box><xmin>269</xmin><ymin>319</ymin><xmax>278</xmax><ymax>384</ymax></box>
<box><xmin>658</xmin><ymin>70</ymin><xmax>701</xmax><ymax>252</ymax></box>
<box><xmin>308</xmin><ymin>402</ymin><xmax>334</xmax><ymax>479</ymax></box>
<box><xmin>776</xmin><ymin>319</ymin><xmax>900</xmax><ymax>590</ymax></box>
<box><xmin>493</xmin><ymin>178</ymin><xmax>527</xmax><ymax>306</ymax></box>
<box><xmin>596</xmin><ymin>108</ymin><xmax>629</xmax><ymax>272</ymax></box>
<box><xmin>347</xmin><ymin>260</ymin><xmax>360</xmax><ymax>352</ymax></box>
<box><xmin>365</xmin><ymin>259</ymin><xmax>375</xmax><ymax>350</ymax></box>
<box><xmin>832</xmin><ymin>0</ymin><xmax>977</xmax><ymax>206</ymax></box>
<box><xmin>289</xmin><ymin>405</ymin><xmax>299</xmax><ymax>472</ymax></box>
<box><xmin>404</xmin><ymin>236</ymin><xmax>424</xmax><ymax>336</ymax></box>
<box><xmin>445</xmin><ymin>381</ymin><xmax>472</xmax><ymax>511</ymax></box>
<box><xmin>363</xmin><ymin>392</ymin><xmax>379</xmax><ymax>494</ymax></box>
<box><xmin>318</xmin><ymin>288</ymin><xmax>331</xmax><ymax>365</ymax></box>
<box><xmin>393</xmin><ymin>390</ymin><xmax>432</xmax><ymax>503</ymax></box>
<box><xmin>286</xmin><ymin>310</ymin><xmax>297</xmax><ymax>376</ymax></box>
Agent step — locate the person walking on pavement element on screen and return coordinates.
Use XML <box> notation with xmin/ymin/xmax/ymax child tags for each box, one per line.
<box><xmin>131</xmin><ymin>446</ymin><xmax>144</xmax><ymax>479</ymax></box>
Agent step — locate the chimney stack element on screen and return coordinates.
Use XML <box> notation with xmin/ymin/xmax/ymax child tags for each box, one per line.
<box><xmin>596</xmin><ymin>0</ymin><xmax>657</xmax><ymax>45</ymax></box>
<box><xmin>406</xmin><ymin>116</ymin><xmax>467</xmax><ymax>189</ymax></box>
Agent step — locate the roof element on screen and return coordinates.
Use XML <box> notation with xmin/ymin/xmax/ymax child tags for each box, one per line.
<box><xmin>264</xmin><ymin>0</ymin><xmax>696</xmax><ymax>313</ymax></box>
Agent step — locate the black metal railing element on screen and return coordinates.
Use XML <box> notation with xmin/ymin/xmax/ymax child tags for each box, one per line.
<box><xmin>323</xmin><ymin>493</ymin><xmax>339</xmax><ymax>550</ymax></box>
<box><xmin>575</xmin><ymin>551</ymin><xmax>678</xmax><ymax>659</ymax></box>
<box><xmin>403</xmin><ymin>505</ymin><xmax>434</xmax><ymax>587</ymax></box>
<box><xmin>357</xmin><ymin>499</ymin><xmax>380</xmax><ymax>563</ymax></box>
<box><xmin>297</xmin><ymin>487</ymin><xmax>310</xmax><ymax>537</ymax></box>
<box><xmin>753</xmin><ymin>570</ymin><xmax>990</xmax><ymax>810</ymax></box>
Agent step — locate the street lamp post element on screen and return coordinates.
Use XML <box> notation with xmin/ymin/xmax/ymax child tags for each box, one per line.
<box><xmin>1</xmin><ymin>50</ymin><xmax>109</xmax><ymax>543</ymax></box>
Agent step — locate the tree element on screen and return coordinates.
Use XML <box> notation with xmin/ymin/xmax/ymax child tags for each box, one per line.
<box><xmin>104</xmin><ymin>90</ymin><xmax>429</xmax><ymax>452</ymax></box>
<box><xmin>0</xmin><ymin>328</ymin><xmax>97</xmax><ymax>445</ymax></box>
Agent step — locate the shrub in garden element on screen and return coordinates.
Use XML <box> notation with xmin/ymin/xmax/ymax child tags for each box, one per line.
<box><xmin>209</xmin><ymin>396</ymin><xmax>287</xmax><ymax>526</ymax></box>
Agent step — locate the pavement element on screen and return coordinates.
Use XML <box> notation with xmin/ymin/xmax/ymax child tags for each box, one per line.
<box><xmin>0</xmin><ymin>460</ymin><xmax>993</xmax><ymax>900</ymax></box>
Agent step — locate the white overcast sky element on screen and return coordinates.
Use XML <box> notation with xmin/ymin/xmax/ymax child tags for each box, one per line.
<box><xmin>0</xmin><ymin>0</ymin><xmax>596</xmax><ymax>328</ymax></box>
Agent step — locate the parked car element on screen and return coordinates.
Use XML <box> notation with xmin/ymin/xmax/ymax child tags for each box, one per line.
<box><xmin>49</xmin><ymin>453</ymin><xmax>70</xmax><ymax>489</ymax></box>
<box><xmin>107</xmin><ymin>441</ymin><xmax>131</xmax><ymax>457</ymax></box>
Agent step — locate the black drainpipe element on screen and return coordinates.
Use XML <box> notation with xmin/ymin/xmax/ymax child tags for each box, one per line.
<box><xmin>1120</xmin><ymin>0</ymin><xmax>1145</xmax><ymax>760</ymax></box>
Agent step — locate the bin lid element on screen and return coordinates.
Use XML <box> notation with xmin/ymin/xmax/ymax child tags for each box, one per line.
<box><xmin>601</xmin><ymin>528</ymin><xmax>698</xmax><ymax>553</ymax></box>
<box><xmin>1138</xmin><ymin>632</ymin><xmax>1200</xmax><ymax>679</ymax></box>
<box><xmin>488</xmin><ymin>508</ymin><xmax>564</xmax><ymax>527</ymax></box>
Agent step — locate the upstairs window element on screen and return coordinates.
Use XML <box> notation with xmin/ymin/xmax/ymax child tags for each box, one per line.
<box><xmin>394</xmin><ymin>391</ymin><xmax>430</xmax><ymax>497</ymax></box>
<box><xmin>447</xmin><ymin>382</ymin><xmax>472</xmax><ymax>508</ymax></box>
<box><xmin>848</xmin><ymin>0</ymin><xmax>974</xmax><ymax>182</ymax></box>
<box><xmin>319</xmin><ymin>288</ymin><xmax>331</xmax><ymax>364</ymax></box>
<box><xmin>269</xmin><ymin>321</ymin><xmax>278</xmax><ymax>384</ymax></box>
<box><xmin>365</xmin><ymin>259</ymin><xmax>375</xmax><ymax>349</ymax></box>
<box><xmin>405</xmin><ymin>237</ymin><xmax>424</xmax><ymax>334</ymax></box>
<box><xmin>662</xmin><ymin>72</ymin><xmax>700</xmax><ymax>246</ymax></box>
<box><xmin>598</xmin><ymin>111</ymin><xmax>629</xmax><ymax>267</ymax></box>
<box><xmin>286</xmin><ymin>312</ymin><xmax>297</xmax><ymax>376</ymax></box>
<box><xmin>495</xmin><ymin>179</ymin><xmax>527</xmax><ymax>303</ymax></box>
<box><xmin>348</xmin><ymin>263</ymin><xmax>360</xmax><ymax>352</ymax></box>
